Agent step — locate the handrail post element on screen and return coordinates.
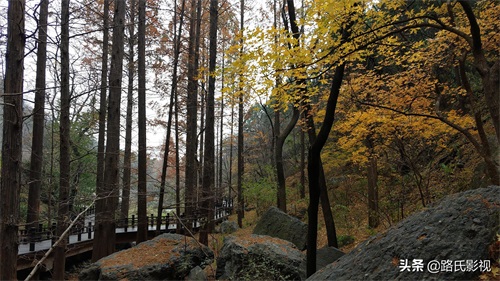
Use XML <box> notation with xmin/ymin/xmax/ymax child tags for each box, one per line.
<box><xmin>124</xmin><ymin>217</ymin><xmax>128</xmax><ymax>233</ymax></box>
<box><xmin>88</xmin><ymin>222</ymin><xmax>92</xmax><ymax>239</ymax></box>
<box><xmin>29</xmin><ymin>227</ymin><xmax>36</xmax><ymax>251</ymax></box>
<box><xmin>51</xmin><ymin>222</ymin><xmax>57</xmax><ymax>246</ymax></box>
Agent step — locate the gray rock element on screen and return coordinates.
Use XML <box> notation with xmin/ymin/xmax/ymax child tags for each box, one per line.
<box><xmin>216</xmin><ymin>234</ymin><xmax>306</xmax><ymax>280</ymax></box>
<box><xmin>187</xmin><ymin>266</ymin><xmax>207</xmax><ymax>281</ymax></box>
<box><xmin>79</xmin><ymin>233</ymin><xmax>214</xmax><ymax>280</ymax></box>
<box><xmin>253</xmin><ymin>206</ymin><xmax>308</xmax><ymax>250</ymax></box>
<box><xmin>307</xmin><ymin>186</ymin><xmax>500</xmax><ymax>281</ymax></box>
<box><xmin>315</xmin><ymin>247</ymin><xmax>345</xmax><ymax>270</ymax></box>
<box><xmin>220</xmin><ymin>220</ymin><xmax>239</xmax><ymax>234</ymax></box>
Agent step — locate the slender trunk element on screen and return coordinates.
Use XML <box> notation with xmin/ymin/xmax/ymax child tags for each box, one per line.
<box><xmin>93</xmin><ymin>0</ymin><xmax>109</xmax><ymax>259</ymax></box>
<box><xmin>458</xmin><ymin>1</ymin><xmax>500</xmax><ymax>143</ymax></box>
<box><xmin>157</xmin><ymin>0</ymin><xmax>186</xmax><ymax>232</ymax></box>
<box><xmin>303</xmin><ymin>108</ymin><xmax>338</xmax><ymax>247</ymax></box>
<box><xmin>185</xmin><ymin>0</ymin><xmax>200</xmax><ymax>231</ymax></box>
<box><xmin>122</xmin><ymin>0</ymin><xmax>136</xmax><ymax>223</ymax></box>
<box><xmin>458</xmin><ymin>53</ymin><xmax>500</xmax><ymax>185</ymax></box>
<box><xmin>53</xmin><ymin>0</ymin><xmax>71</xmax><ymax>277</ymax></box>
<box><xmin>237</xmin><ymin>0</ymin><xmax>245</xmax><ymax>228</ymax></box>
<box><xmin>300</xmin><ymin>121</ymin><xmax>306</xmax><ymax>199</ymax></box>
<box><xmin>175</xmin><ymin>60</ymin><xmax>181</xmax><ymax>234</ymax></box>
<box><xmin>218</xmin><ymin>42</ymin><xmax>225</xmax><ymax>200</ymax></box>
<box><xmin>367</xmin><ymin>156</ymin><xmax>379</xmax><ymax>228</ymax></box>
<box><xmin>0</xmin><ymin>0</ymin><xmax>24</xmax><ymax>278</ymax></box>
<box><xmin>94</xmin><ymin>0</ymin><xmax>126</xmax><ymax>259</ymax></box>
<box><xmin>96</xmin><ymin>0</ymin><xmax>109</xmax><ymax>216</ymax></box>
<box><xmin>307</xmin><ymin>64</ymin><xmax>345</xmax><ymax>276</ymax></box>
<box><xmin>26</xmin><ymin>0</ymin><xmax>48</xmax><ymax>235</ymax></box>
<box><xmin>199</xmin><ymin>0</ymin><xmax>218</xmax><ymax>245</ymax></box>
<box><xmin>137</xmin><ymin>0</ymin><xmax>148</xmax><ymax>243</ymax></box>
<box><xmin>275</xmin><ymin>109</ymin><xmax>300</xmax><ymax>212</ymax></box>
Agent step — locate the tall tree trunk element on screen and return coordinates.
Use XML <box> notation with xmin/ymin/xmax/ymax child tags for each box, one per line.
<box><xmin>237</xmin><ymin>0</ymin><xmax>245</xmax><ymax>228</ymax></box>
<box><xmin>53</xmin><ymin>0</ymin><xmax>71</xmax><ymax>277</ymax></box>
<box><xmin>458</xmin><ymin>1</ymin><xmax>500</xmax><ymax>144</ymax></box>
<box><xmin>300</xmin><ymin>121</ymin><xmax>306</xmax><ymax>199</ymax></box>
<box><xmin>307</xmin><ymin>64</ymin><xmax>345</xmax><ymax>276</ymax></box>
<box><xmin>137</xmin><ymin>0</ymin><xmax>148</xmax><ymax>243</ymax></box>
<box><xmin>93</xmin><ymin>0</ymin><xmax>126</xmax><ymax>259</ymax></box>
<box><xmin>367</xmin><ymin>155</ymin><xmax>379</xmax><ymax>228</ymax></box>
<box><xmin>304</xmin><ymin>109</ymin><xmax>338</xmax><ymax>248</ymax></box>
<box><xmin>26</xmin><ymin>0</ymin><xmax>49</xmax><ymax>235</ymax></box>
<box><xmin>274</xmin><ymin>0</ymin><xmax>303</xmax><ymax>213</ymax></box>
<box><xmin>157</xmin><ymin>0</ymin><xmax>186</xmax><ymax>232</ymax></box>
<box><xmin>218</xmin><ymin>42</ymin><xmax>225</xmax><ymax>202</ymax></box>
<box><xmin>199</xmin><ymin>0</ymin><xmax>218</xmax><ymax>245</ymax></box>
<box><xmin>121</xmin><ymin>0</ymin><xmax>136</xmax><ymax>223</ymax></box>
<box><xmin>175</xmin><ymin>69</ymin><xmax>182</xmax><ymax>234</ymax></box>
<box><xmin>96</xmin><ymin>0</ymin><xmax>109</xmax><ymax>220</ymax></box>
<box><xmin>0</xmin><ymin>0</ymin><xmax>24</xmax><ymax>278</ymax></box>
<box><xmin>185</xmin><ymin>0</ymin><xmax>200</xmax><ymax>231</ymax></box>
<box><xmin>275</xmin><ymin>109</ymin><xmax>300</xmax><ymax>212</ymax></box>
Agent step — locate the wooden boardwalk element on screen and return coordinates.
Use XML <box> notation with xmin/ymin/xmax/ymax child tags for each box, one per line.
<box><xmin>17</xmin><ymin>201</ymin><xmax>233</xmax><ymax>273</ymax></box>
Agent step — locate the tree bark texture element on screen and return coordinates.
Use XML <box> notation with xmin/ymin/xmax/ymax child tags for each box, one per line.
<box><xmin>185</xmin><ymin>0</ymin><xmax>200</xmax><ymax>232</ymax></box>
<box><xmin>199</xmin><ymin>0</ymin><xmax>218</xmax><ymax>245</ymax></box>
<box><xmin>93</xmin><ymin>0</ymin><xmax>126</xmax><ymax>260</ymax></box>
<box><xmin>307</xmin><ymin>63</ymin><xmax>345</xmax><ymax>277</ymax></box>
<box><xmin>26</xmin><ymin>0</ymin><xmax>48</xmax><ymax>232</ymax></box>
<box><xmin>53</xmin><ymin>0</ymin><xmax>71</xmax><ymax>277</ymax></box>
<box><xmin>0</xmin><ymin>0</ymin><xmax>24</xmax><ymax>278</ymax></box>
<box><xmin>137</xmin><ymin>0</ymin><xmax>148</xmax><ymax>243</ymax></box>
<box><xmin>121</xmin><ymin>0</ymin><xmax>136</xmax><ymax>223</ymax></box>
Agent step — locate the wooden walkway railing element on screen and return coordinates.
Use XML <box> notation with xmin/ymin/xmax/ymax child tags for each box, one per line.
<box><xmin>18</xmin><ymin>198</ymin><xmax>233</xmax><ymax>255</ymax></box>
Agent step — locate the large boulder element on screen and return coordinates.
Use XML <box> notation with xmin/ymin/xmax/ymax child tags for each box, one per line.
<box><xmin>308</xmin><ymin>186</ymin><xmax>500</xmax><ymax>281</ymax></box>
<box><xmin>216</xmin><ymin>234</ymin><xmax>306</xmax><ymax>280</ymax></box>
<box><xmin>253</xmin><ymin>206</ymin><xmax>308</xmax><ymax>250</ymax></box>
<box><xmin>79</xmin><ymin>233</ymin><xmax>214</xmax><ymax>280</ymax></box>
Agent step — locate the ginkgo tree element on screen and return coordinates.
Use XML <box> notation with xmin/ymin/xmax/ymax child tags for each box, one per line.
<box><xmin>224</xmin><ymin>0</ymin><xmax>499</xmax><ymax>275</ymax></box>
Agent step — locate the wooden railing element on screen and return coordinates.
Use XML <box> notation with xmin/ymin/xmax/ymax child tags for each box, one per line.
<box><xmin>19</xmin><ymin>198</ymin><xmax>233</xmax><ymax>253</ymax></box>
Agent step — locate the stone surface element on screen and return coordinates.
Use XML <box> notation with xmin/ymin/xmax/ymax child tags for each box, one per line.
<box><xmin>187</xmin><ymin>266</ymin><xmax>207</xmax><ymax>281</ymax></box>
<box><xmin>219</xmin><ymin>220</ymin><xmax>239</xmax><ymax>234</ymax></box>
<box><xmin>253</xmin><ymin>206</ymin><xmax>308</xmax><ymax>250</ymax></box>
<box><xmin>79</xmin><ymin>233</ymin><xmax>214</xmax><ymax>280</ymax></box>
<box><xmin>315</xmin><ymin>247</ymin><xmax>345</xmax><ymax>271</ymax></box>
<box><xmin>307</xmin><ymin>186</ymin><xmax>500</xmax><ymax>281</ymax></box>
<box><xmin>216</xmin><ymin>234</ymin><xmax>306</xmax><ymax>280</ymax></box>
